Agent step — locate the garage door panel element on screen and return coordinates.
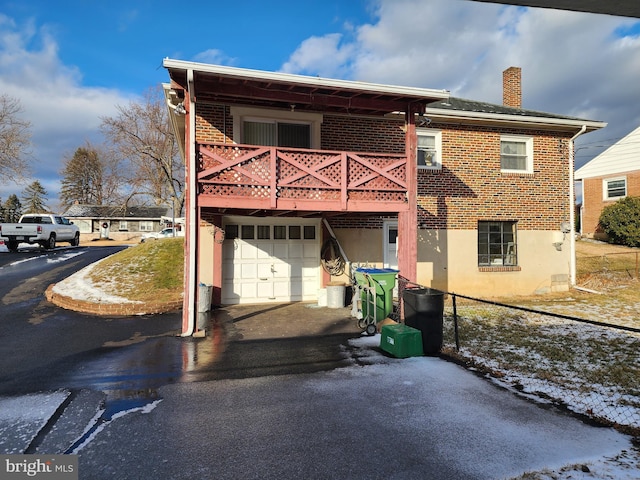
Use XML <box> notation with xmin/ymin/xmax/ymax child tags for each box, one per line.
<box><xmin>288</xmin><ymin>244</ymin><xmax>303</xmax><ymax>259</ymax></box>
<box><xmin>241</xmin><ymin>263</ymin><xmax>257</xmax><ymax>279</ymax></box>
<box><xmin>221</xmin><ymin>219</ymin><xmax>320</xmax><ymax>305</ymax></box>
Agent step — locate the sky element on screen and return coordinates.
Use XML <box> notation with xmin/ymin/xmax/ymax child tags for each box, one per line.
<box><xmin>1</xmin><ymin>0</ymin><xmax>639</xmax><ymax>209</ymax></box>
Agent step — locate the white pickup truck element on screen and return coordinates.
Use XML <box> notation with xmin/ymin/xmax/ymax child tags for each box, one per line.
<box><xmin>0</xmin><ymin>213</ymin><xmax>80</xmax><ymax>252</ymax></box>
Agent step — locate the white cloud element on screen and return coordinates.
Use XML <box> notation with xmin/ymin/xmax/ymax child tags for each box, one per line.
<box><xmin>280</xmin><ymin>0</ymin><xmax>640</xmax><ymax>169</ymax></box>
<box><xmin>0</xmin><ymin>14</ymin><xmax>133</xmax><ymax>207</ymax></box>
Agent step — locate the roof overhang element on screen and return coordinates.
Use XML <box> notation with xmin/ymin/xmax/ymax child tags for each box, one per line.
<box><xmin>423</xmin><ymin>107</ymin><xmax>607</xmax><ymax>133</ymax></box>
<box><xmin>467</xmin><ymin>0</ymin><xmax>640</xmax><ymax>18</ymax></box>
<box><xmin>163</xmin><ymin>59</ymin><xmax>449</xmax><ymax>117</ymax></box>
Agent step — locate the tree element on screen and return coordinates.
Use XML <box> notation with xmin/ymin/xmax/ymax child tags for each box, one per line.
<box><xmin>0</xmin><ymin>94</ymin><xmax>32</xmax><ymax>184</ymax></box>
<box><xmin>100</xmin><ymin>86</ymin><xmax>184</xmax><ymax>213</ymax></box>
<box><xmin>22</xmin><ymin>181</ymin><xmax>49</xmax><ymax>213</ymax></box>
<box><xmin>3</xmin><ymin>194</ymin><xmax>23</xmax><ymax>222</ymax></box>
<box><xmin>60</xmin><ymin>146</ymin><xmax>104</xmax><ymax>209</ymax></box>
<box><xmin>598</xmin><ymin>196</ymin><xmax>640</xmax><ymax>247</ymax></box>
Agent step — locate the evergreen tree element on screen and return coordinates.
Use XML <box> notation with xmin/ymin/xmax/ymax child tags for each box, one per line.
<box><xmin>3</xmin><ymin>194</ymin><xmax>22</xmax><ymax>222</ymax></box>
<box><xmin>22</xmin><ymin>180</ymin><xmax>49</xmax><ymax>213</ymax></box>
<box><xmin>59</xmin><ymin>147</ymin><xmax>103</xmax><ymax>209</ymax></box>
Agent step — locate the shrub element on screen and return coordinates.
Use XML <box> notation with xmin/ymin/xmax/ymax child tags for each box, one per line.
<box><xmin>598</xmin><ymin>196</ymin><xmax>640</xmax><ymax>247</ymax></box>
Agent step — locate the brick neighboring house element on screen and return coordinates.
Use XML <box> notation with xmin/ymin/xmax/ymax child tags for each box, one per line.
<box><xmin>62</xmin><ymin>204</ymin><xmax>174</xmax><ymax>242</ymax></box>
<box><xmin>575</xmin><ymin>124</ymin><xmax>640</xmax><ymax>239</ymax></box>
<box><xmin>162</xmin><ymin>60</ymin><xmax>605</xmax><ymax>335</ymax></box>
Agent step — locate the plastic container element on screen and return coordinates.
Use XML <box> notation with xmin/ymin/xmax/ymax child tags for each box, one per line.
<box><xmin>198</xmin><ymin>283</ymin><xmax>213</xmax><ymax>312</ymax></box>
<box><xmin>380</xmin><ymin>324</ymin><xmax>423</xmax><ymax>358</ymax></box>
<box><xmin>354</xmin><ymin>268</ymin><xmax>398</xmax><ymax>321</ymax></box>
<box><xmin>403</xmin><ymin>287</ymin><xmax>444</xmax><ymax>355</ymax></box>
<box><xmin>326</xmin><ymin>282</ymin><xmax>346</xmax><ymax>308</ymax></box>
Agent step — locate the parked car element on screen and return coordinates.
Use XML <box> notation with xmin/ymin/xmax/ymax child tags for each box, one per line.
<box><xmin>0</xmin><ymin>213</ymin><xmax>80</xmax><ymax>252</ymax></box>
<box><xmin>140</xmin><ymin>227</ymin><xmax>184</xmax><ymax>242</ymax></box>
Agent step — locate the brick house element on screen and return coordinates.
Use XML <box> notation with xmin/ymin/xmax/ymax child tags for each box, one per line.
<box><xmin>162</xmin><ymin>60</ymin><xmax>605</xmax><ymax>335</ymax></box>
<box><xmin>575</xmin><ymin>124</ymin><xmax>640</xmax><ymax>239</ymax></box>
<box><xmin>62</xmin><ymin>204</ymin><xmax>174</xmax><ymax>242</ymax></box>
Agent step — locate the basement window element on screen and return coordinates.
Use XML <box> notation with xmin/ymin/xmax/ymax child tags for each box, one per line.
<box><xmin>478</xmin><ymin>221</ymin><xmax>518</xmax><ymax>267</ymax></box>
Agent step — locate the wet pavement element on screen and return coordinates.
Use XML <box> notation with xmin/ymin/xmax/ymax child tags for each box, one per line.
<box><xmin>0</xmin><ymin>301</ymin><xmax>365</xmax><ymax>455</ymax></box>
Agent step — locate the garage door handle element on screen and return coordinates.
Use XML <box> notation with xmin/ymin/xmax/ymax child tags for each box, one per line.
<box><xmin>259</xmin><ymin>277</ymin><xmax>269</xmax><ymax>281</ymax></box>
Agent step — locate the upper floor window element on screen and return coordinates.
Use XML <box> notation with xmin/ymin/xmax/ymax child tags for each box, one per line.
<box><xmin>500</xmin><ymin>135</ymin><xmax>533</xmax><ymax>173</ymax></box>
<box><xmin>478</xmin><ymin>220</ymin><xmax>517</xmax><ymax>266</ymax></box>
<box><xmin>243</xmin><ymin>120</ymin><xmax>311</xmax><ymax>148</ymax></box>
<box><xmin>603</xmin><ymin>177</ymin><xmax>626</xmax><ymax>200</ymax></box>
<box><xmin>230</xmin><ymin>106</ymin><xmax>322</xmax><ymax>149</ymax></box>
<box><xmin>417</xmin><ymin>129</ymin><xmax>442</xmax><ymax>170</ymax></box>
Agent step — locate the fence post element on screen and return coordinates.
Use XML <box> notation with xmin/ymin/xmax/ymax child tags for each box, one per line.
<box><xmin>452</xmin><ymin>294</ymin><xmax>460</xmax><ymax>352</ymax></box>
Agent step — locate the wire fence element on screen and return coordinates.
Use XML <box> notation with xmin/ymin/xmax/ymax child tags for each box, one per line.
<box><xmin>394</xmin><ymin>278</ymin><xmax>640</xmax><ymax>436</ymax></box>
<box><xmin>578</xmin><ymin>251</ymin><xmax>640</xmax><ymax>282</ymax></box>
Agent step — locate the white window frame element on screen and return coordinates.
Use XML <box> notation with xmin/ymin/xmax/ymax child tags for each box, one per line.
<box><xmin>119</xmin><ymin>220</ymin><xmax>128</xmax><ymax>231</ymax></box>
<box><xmin>416</xmin><ymin>128</ymin><xmax>442</xmax><ymax>170</ymax></box>
<box><xmin>230</xmin><ymin>106</ymin><xmax>323</xmax><ymax>149</ymax></box>
<box><xmin>603</xmin><ymin>177</ymin><xmax>627</xmax><ymax>200</ymax></box>
<box><xmin>139</xmin><ymin>221</ymin><xmax>154</xmax><ymax>232</ymax></box>
<box><xmin>500</xmin><ymin>135</ymin><xmax>533</xmax><ymax>174</ymax></box>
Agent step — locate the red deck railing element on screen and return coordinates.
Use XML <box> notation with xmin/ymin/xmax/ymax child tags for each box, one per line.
<box><xmin>196</xmin><ymin>143</ymin><xmax>409</xmax><ymax>212</ymax></box>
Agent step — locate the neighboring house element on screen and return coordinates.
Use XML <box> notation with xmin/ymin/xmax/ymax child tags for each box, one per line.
<box><xmin>575</xmin><ymin>124</ymin><xmax>640</xmax><ymax>239</ymax></box>
<box><xmin>162</xmin><ymin>60</ymin><xmax>605</xmax><ymax>335</ymax></box>
<box><xmin>62</xmin><ymin>204</ymin><xmax>175</xmax><ymax>241</ymax></box>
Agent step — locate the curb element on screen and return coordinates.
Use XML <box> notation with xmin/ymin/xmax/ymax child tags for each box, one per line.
<box><xmin>45</xmin><ymin>284</ymin><xmax>182</xmax><ymax>316</ymax></box>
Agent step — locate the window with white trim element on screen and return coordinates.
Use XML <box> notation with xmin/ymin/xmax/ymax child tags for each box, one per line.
<box><xmin>139</xmin><ymin>221</ymin><xmax>154</xmax><ymax>232</ymax></box>
<box><xmin>243</xmin><ymin>120</ymin><xmax>311</xmax><ymax>148</ymax></box>
<box><xmin>119</xmin><ymin>221</ymin><xmax>128</xmax><ymax>231</ymax></box>
<box><xmin>603</xmin><ymin>177</ymin><xmax>626</xmax><ymax>200</ymax></box>
<box><xmin>230</xmin><ymin>106</ymin><xmax>323</xmax><ymax>149</ymax></box>
<box><xmin>417</xmin><ymin>129</ymin><xmax>442</xmax><ymax>169</ymax></box>
<box><xmin>478</xmin><ymin>221</ymin><xmax>518</xmax><ymax>266</ymax></box>
<box><xmin>500</xmin><ymin>135</ymin><xmax>533</xmax><ymax>173</ymax></box>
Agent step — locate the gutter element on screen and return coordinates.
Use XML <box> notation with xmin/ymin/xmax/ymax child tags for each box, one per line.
<box><xmin>569</xmin><ymin>125</ymin><xmax>587</xmax><ymax>287</ymax></box>
<box><xmin>182</xmin><ymin>69</ymin><xmax>197</xmax><ymax>337</ymax></box>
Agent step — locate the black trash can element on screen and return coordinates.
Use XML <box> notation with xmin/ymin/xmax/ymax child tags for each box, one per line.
<box><xmin>403</xmin><ymin>288</ymin><xmax>444</xmax><ymax>355</ymax></box>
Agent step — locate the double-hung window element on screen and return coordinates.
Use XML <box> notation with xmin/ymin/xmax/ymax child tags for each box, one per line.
<box><xmin>478</xmin><ymin>221</ymin><xmax>517</xmax><ymax>266</ymax></box>
<box><xmin>500</xmin><ymin>135</ymin><xmax>533</xmax><ymax>173</ymax></box>
<box><xmin>603</xmin><ymin>177</ymin><xmax>626</xmax><ymax>200</ymax></box>
<box><xmin>417</xmin><ymin>129</ymin><xmax>442</xmax><ymax>169</ymax></box>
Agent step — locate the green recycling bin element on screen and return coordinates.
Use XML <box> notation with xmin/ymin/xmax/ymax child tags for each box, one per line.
<box><xmin>354</xmin><ymin>268</ymin><xmax>399</xmax><ymax>323</ymax></box>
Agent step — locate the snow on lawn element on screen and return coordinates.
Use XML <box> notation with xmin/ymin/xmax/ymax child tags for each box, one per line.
<box><xmin>52</xmin><ymin>257</ymin><xmax>141</xmax><ymax>304</ymax></box>
<box><xmin>347</xmin><ymin>336</ymin><xmax>640</xmax><ymax>480</ymax></box>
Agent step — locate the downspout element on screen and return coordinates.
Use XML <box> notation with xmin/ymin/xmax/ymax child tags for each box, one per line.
<box><xmin>569</xmin><ymin>125</ymin><xmax>587</xmax><ymax>287</ymax></box>
<box><xmin>182</xmin><ymin>69</ymin><xmax>197</xmax><ymax>336</ymax></box>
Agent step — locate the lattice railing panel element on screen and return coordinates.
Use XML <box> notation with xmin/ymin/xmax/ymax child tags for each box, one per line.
<box><xmin>197</xmin><ymin>143</ymin><xmax>408</xmax><ymax>208</ymax></box>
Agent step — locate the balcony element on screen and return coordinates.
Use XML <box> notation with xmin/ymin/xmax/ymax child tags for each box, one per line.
<box><xmin>197</xmin><ymin>143</ymin><xmax>409</xmax><ymax>213</ymax></box>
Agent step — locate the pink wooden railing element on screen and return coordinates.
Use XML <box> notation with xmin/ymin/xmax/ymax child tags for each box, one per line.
<box><xmin>197</xmin><ymin>143</ymin><xmax>409</xmax><ymax>212</ymax></box>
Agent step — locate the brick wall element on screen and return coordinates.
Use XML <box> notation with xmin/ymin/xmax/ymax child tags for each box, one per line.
<box><xmin>581</xmin><ymin>170</ymin><xmax>640</xmax><ymax>236</ymax></box>
<box><xmin>193</xmin><ymin>104</ymin><xmax>572</xmax><ymax>232</ymax></box>
<box><xmin>196</xmin><ymin>103</ymin><xmax>232</xmax><ymax>143</ymax></box>
<box><xmin>418</xmin><ymin>123</ymin><xmax>572</xmax><ymax>231</ymax></box>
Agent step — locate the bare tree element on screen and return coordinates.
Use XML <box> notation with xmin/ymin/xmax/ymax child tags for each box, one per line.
<box><xmin>101</xmin><ymin>86</ymin><xmax>184</xmax><ymax>214</ymax></box>
<box><xmin>0</xmin><ymin>94</ymin><xmax>32</xmax><ymax>184</ymax></box>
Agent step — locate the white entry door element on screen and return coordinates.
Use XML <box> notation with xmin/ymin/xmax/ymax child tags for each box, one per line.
<box><xmin>221</xmin><ymin>217</ymin><xmax>320</xmax><ymax>305</ymax></box>
<box><xmin>383</xmin><ymin>220</ymin><xmax>398</xmax><ymax>269</ymax></box>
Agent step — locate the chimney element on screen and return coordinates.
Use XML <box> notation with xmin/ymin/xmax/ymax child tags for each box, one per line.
<box><xmin>503</xmin><ymin>66</ymin><xmax>522</xmax><ymax>109</ymax></box>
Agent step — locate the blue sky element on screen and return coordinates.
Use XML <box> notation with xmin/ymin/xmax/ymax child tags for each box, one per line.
<box><xmin>1</xmin><ymin>0</ymin><xmax>639</xmax><ymax>207</ymax></box>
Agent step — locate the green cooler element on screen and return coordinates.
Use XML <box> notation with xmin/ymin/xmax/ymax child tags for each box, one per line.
<box><xmin>380</xmin><ymin>324</ymin><xmax>423</xmax><ymax>358</ymax></box>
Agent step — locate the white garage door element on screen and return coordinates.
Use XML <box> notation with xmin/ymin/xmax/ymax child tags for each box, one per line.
<box><xmin>221</xmin><ymin>217</ymin><xmax>321</xmax><ymax>305</ymax></box>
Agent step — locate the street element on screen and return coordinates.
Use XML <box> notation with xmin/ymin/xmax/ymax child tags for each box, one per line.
<box><xmin>0</xmin><ymin>247</ymin><xmax>635</xmax><ymax>479</ymax></box>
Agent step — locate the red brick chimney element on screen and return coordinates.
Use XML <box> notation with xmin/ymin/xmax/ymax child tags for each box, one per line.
<box><xmin>503</xmin><ymin>66</ymin><xmax>522</xmax><ymax>108</ymax></box>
